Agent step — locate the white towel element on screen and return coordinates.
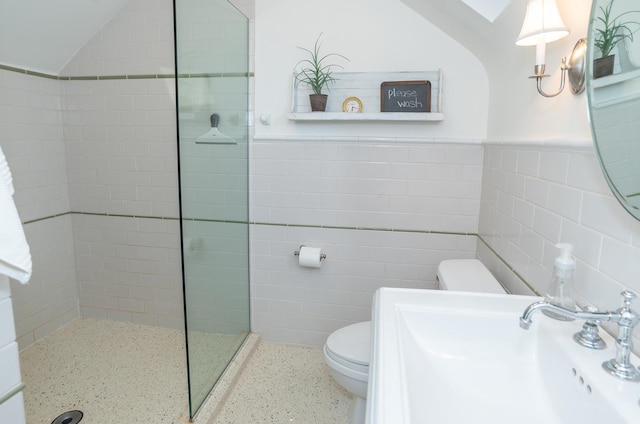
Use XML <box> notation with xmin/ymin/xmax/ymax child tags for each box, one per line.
<box><xmin>0</xmin><ymin>145</ymin><xmax>13</xmax><ymax>195</ymax></box>
<box><xmin>0</xmin><ymin>146</ymin><xmax>31</xmax><ymax>284</ymax></box>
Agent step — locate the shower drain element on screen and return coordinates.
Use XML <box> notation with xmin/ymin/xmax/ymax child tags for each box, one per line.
<box><xmin>51</xmin><ymin>410</ymin><xmax>83</xmax><ymax>424</ymax></box>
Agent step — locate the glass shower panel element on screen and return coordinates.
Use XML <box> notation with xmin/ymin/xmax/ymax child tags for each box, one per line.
<box><xmin>173</xmin><ymin>0</ymin><xmax>250</xmax><ymax>417</ymax></box>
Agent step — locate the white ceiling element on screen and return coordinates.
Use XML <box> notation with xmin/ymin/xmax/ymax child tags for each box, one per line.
<box><xmin>462</xmin><ymin>0</ymin><xmax>512</xmax><ymax>22</ymax></box>
<box><xmin>0</xmin><ymin>0</ymin><xmax>130</xmax><ymax>74</ymax></box>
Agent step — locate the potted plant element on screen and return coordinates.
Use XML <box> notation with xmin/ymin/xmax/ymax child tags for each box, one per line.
<box><xmin>592</xmin><ymin>0</ymin><xmax>640</xmax><ymax>78</ymax></box>
<box><xmin>294</xmin><ymin>34</ymin><xmax>348</xmax><ymax>111</ymax></box>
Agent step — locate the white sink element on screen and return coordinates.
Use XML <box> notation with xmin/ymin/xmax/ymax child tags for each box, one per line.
<box><xmin>367</xmin><ymin>288</ymin><xmax>640</xmax><ymax>424</ymax></box>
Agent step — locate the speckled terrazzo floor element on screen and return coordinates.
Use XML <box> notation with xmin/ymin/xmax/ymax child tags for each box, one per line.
<box><xmin>19</xmin><ymin>319</ymin><xmax>352</xmax><ymax>424</ymax></box>
<box><xmin>213</xmin><ymin>342</ymin><xmax>351</xmax><ymax>424</ymax></box>
<box><xmin>20</xmin><ymin>318</ymin><xmax>190</xmax><ymax>424</ymax></box>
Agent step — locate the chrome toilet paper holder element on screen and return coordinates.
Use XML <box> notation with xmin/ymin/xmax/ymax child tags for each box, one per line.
<box><xmin>294</xmin><ymin>245</ymin><xmax>327</xmax><ymax>261</ymax></box>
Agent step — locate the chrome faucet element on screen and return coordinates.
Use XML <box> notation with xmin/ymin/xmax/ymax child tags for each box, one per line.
<box><xmin>519</xmin><ymin>290</ymin><xmax>640</xmax><ymax>382</ymax></box>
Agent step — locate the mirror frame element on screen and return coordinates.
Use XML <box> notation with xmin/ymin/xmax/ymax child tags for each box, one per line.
<box><xmin>586</xmin><ymin>0</ymin><xmax>640</xmax><ymax>221</ymax></box>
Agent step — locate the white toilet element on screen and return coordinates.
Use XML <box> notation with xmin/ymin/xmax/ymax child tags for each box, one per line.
<box><xmin>323</xmin><ymin>259</ymin><xmax>506</xmax><ymax>424</ymax></box>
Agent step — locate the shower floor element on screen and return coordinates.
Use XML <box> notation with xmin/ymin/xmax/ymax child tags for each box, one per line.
<box><xmin>19</xmin><ymin>317</ymin><xmax>241</xmax><ymax>424</ymax></box>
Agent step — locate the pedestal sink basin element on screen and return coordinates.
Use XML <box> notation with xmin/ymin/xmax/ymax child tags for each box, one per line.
<box><xmin>366</xmin><ymin>288</ymin><xmax>640</xmax><ymax>424</ymax></box>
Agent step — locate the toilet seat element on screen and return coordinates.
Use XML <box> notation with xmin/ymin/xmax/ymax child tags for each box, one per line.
<box><xmin>323</xmin><ymin>344</ymin><xmax>369</xmax><ymax>382</ymax></box>
<box><xmin>325</xmin><ymin>321</ymin><xmax>370</xmax><ymax>366</ymax></box>
<box><xmin>324</xmin><ymin>321</ymin><xmax>370</xmax><ymax>381</ymax></box>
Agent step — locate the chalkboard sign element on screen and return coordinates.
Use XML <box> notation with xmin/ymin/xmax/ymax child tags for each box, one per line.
<box><xmin>380</xmin><ymin>80</ymin><xmax>431</xmax><ymax>112</ymax></box>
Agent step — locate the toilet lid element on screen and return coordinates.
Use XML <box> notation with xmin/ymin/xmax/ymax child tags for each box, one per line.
<box><xmin>437</xmin><ymin>259</ymin><xmax>505</xmax><ymax>294</ymax></box>
<box><xmin>325</xmin><ymin>321</ymin><xmax>371</xmax><ymax>366</ymax></box>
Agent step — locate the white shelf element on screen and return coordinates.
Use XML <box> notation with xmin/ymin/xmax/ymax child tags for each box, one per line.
<box><xmin>289</xmin><ymin>71</ymin><xmax>444</xmax><ymax>123</ymax></box>
<box><xmin>591</xmin><ymin>68</ymin><xmax>640</xmax><ymax>108</ymax></box>
<box><xmin>287</xmin><ymin>112</ymin><xmax>444</xmax><ymax>122</ymax></box>
<box><xmin>591</xmin><ymin>68</ymin><xmax>640</xmax><ymax>88</ymax></box>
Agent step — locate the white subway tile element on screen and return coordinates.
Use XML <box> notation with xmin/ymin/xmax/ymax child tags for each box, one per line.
<box><xmin>517</xmin><ymin>150</ymin><xmax>539</xmax><ymax>177</ymax></box>
<box><xmin>548</xmin><ymin>183</ymin><xmax>582</xmax><ymax>222</ymax></box>
<box><xmin>581</xmin><ymin>192</ymin><xmax>634</xmax><ymax>242</ymax></box>
<box><xmin>524</xmin><ymin>177</ymin><xmax>550</xmax><ymax>207</ymax></box>
<box><xmin>567</xmin><ymin>153</ymin><xmax>610</xmax><ymax>195</ymax></box>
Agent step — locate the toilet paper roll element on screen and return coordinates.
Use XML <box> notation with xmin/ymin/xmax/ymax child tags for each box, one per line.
<box><xmin>298</xmin><ymin>246</ymin><xmax>323</xmax><ymax>268</ymax></box>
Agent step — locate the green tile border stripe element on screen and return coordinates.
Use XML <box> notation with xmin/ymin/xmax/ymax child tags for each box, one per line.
<box><xmin>24</xmin><ymin>213</ymin><xmax>536</xmax><ymax>293</ymax></box>
<box><xmin>251</xmin><ymin>221</ymin><xmax>476</xmax><ymax>237</ymax></box>
<box><xmin>0</xmin><ymin>383</ymin><xmax>25</xmax><ymax>406</ymax></box>
<box><xmin>23</xmin><ymin>211</ymin><xmax>180</xmax><ymax>225</ymax></box>
<box><xmin>23</xmin><ymin>211</ymin><xmax>73</xmax><ymax>225</ymax></box>
<box><xmin>476</xmin><ymin>234</ymin><xmax>539</xmax><ymax>296</ymax></box>
<box><xmin>25</xmin><ymin>212</ymin><xmax>473</xmax><ymax>238</ymax></box>
<box><xmin>0</xmin><ymin>63</ymin><xmax>253</xmax><ymax>81</ymax></box>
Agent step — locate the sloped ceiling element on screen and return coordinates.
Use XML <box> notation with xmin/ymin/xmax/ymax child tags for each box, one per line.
<box><xmin>0</xmin><ymin>0</ymin><xmax>130</xmax><ymax>74</ymax></box>
<box><xmin>0</xmin><ymin>0</ymin><xmax>255</xmax><ymax>75</ymax></box>
<box><xmin>462</xmin><ymin>0</ymin><xmax>512</xmax><ymax>23</ymax></box>
<box><xmin>400</xmin><ymin>0</ymin><xmax>521</xmax><ymax>75</ymax></box>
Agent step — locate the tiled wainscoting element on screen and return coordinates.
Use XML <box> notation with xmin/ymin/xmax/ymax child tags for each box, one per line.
<box><xmin>12</xmin><ymin>215</ymin><xmax>77</xmax><ymax>349</ymax></box>
<box><xmin>249</xmin><ymin>139</ymin><xmax>484</xmax><ymax>346</ymax></box>
<box><xmin>73</xmin><ymin>214</ymin><xmax>183</xmax><ymax>328</ymax></box>
<box><xmin>478</xmin><ymin>142</ymin><xmax>640</xmax><ymax>353</ymax></box>
<box><xmin>251</xmin><ymin>224</ymin><xmax>476</xmax><ymax>346</ymax></box>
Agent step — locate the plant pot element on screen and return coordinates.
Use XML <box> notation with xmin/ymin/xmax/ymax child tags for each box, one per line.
<box><xmin>594</xmin><ymin>55</ymin><xmax>615</xmax><ymax>79</ymax></box>
<box><xmin>309</xmin><ymin>94</ymin><xmax>328</xmax><ymax>112</ymax></box>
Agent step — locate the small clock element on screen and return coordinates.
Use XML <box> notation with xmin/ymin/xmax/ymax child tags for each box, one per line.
<box><xmin>342</xmin><ymin>96</ymin><xmax>363</xmax><ymax>113</ymax></box>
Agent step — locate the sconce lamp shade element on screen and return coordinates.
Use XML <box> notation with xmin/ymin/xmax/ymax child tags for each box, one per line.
<box><xmin>516</xmin><ymin>0</ymin><xmax>569</xmax><ymax>46</ymax></box>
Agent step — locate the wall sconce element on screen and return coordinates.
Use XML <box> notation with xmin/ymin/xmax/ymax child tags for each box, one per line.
<box><xmin>516</xmin><ymin>0</ymin><xmax>586</xmax><ymax>97</ymax></box>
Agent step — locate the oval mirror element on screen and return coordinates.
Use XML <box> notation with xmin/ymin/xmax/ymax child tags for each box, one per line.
<box><xmin>587</xmin><ymin>0</ymin><xmax>640</xmax><ymax>220</ymax></box>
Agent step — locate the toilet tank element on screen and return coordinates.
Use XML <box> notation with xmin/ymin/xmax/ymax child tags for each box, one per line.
<box><xmin>436</xmin><ymin>259</ymin><xmax>505</xmax><ymax>294</ymax></box>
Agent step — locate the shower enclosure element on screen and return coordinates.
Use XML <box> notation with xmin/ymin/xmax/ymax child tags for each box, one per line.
<box><xmin>173</xmin><ymin>0</ymin><xmax>251</xmax><ymax>417</ymax></box>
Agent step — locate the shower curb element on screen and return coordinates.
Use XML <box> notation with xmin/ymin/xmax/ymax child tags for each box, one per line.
<box><xmin>192</xmin><ymin>332</ymin><xmax>261</xmax><ymax>424</ymax></box>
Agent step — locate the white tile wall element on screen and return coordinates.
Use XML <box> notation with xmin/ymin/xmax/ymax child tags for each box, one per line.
<box><xmin>0</xmin><ymin>69</ymin><xmax>78</xmax><ymax>350</ymax></box>
<box><xmin>249</xmin><ymin>139</ymin><xmax>484</xmax><ymax>346</ymax></box>
<box><xmin>0</xmin><ymin>297</ymin><xmax>16</xmax><ymax>347</ymax></box>
<box><xmin>590</xmin><ymin>96</ymin><xmax>640</xmax><ymax>205</ymax></box>
<box><xmin>478</xmin><ymin>142</ymin><xmax>640</xmax><ymax>354</ymax></box>
<box><xmin>250</xmin><ymin>140</ymin><xmax>483</xmax><ymax>233</ymax></box>
<box><xmin>251</xmin><ymin>224</ymin><xmax>476</xmax><ymax>346</ymax></box>
<box><xmin>0</xmin><ymin>392</ymin><xmax>26</xmax><ymax>424</ymax></box>
<box><xmin>11</xmin><ymin>215</ymin><xmax>78</xmax><ymax>349</ymax></box>
<box><xmin>0</xmin><ymin>70</ymin><xmax>69</xmax><ymax>222</ymax></box>
<box><xmin>1</xmin><ymin>0</ymin><xmax>183</xmax><ymax>349</ymax></box>
<box><xmin>0</xmin><ymin>276</ymin><xmax>26</xmax><ymax>424</ymax></box>
<box><xmin>182</xmin><ymin>220</ymin><xmax>249</xmax><ymax>333</ymax></box>
<box><xmin>62</xmin><ymin>77</ymin><xmax>179</xmax><ymax>218</ymax></box>
<box><xmin>0</xmin><ymin>342</ymin><xmax>21</xmax><ymax>398</ymax></box>
<box><xmin>57</xmin><ymin>0</ymin><xmax>186</xmax><ymax>328</ymax></box>
<box><xmin>73</xmin><ymin>214</ymin><xmax>183</xmax><ymax>328</ymax></box>
<box><xmin>2</xmin><ymin>0</ymin><xmax>254</xmax><ymax>350</ymax></box>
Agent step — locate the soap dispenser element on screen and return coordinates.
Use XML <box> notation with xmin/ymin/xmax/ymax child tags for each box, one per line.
<box><xmin>542</xmin><ymin>243</ymin><xmax>576</xmax><ymax>320</ymax></box>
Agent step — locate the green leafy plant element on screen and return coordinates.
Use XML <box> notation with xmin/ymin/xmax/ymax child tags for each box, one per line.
<box><xmin>294</xmin><ymin>34</ymin><xmax>349</xmax><ymax>95</ymax></box>
<box><xmin>593</xmin><ymin>0</ymin><xmax>640</xmax><ymax>58</ymax></box>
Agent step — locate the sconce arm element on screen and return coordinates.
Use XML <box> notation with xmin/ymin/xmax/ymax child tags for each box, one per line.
<box><xmin>532</xmin><ymin>57</ymin><xmax>568</xmax><ymax>98</ymax></box>
<box><xmin>526</xmin><ymin>39</ymin><xmax>587</xmax><ymax>98</ymax></box>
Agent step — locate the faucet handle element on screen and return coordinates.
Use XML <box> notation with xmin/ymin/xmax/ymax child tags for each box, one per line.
<box><xmin>621</xmin><ymin>290</ymin><xmax>637</xmax><ymax>308</ymax></box>
<box><xmin>602</xmin><ymin>290</ymin><xmax>640</xmax><ymax>381</ymax></box>
<box><xmin>574</xmin><ymin>306</ymin><xmax>607</xmax><ymax>349</ymax></box>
